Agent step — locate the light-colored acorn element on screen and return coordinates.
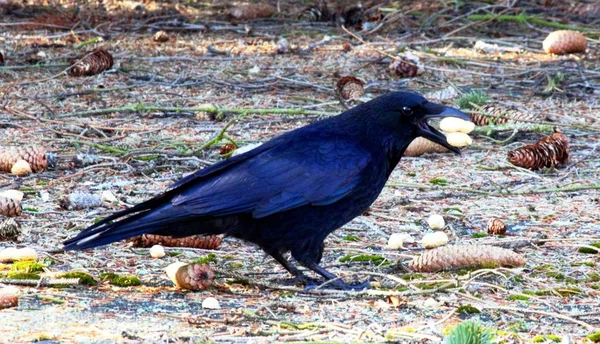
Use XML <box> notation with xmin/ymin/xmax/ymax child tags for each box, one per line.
<box><xmin>421</xmin><ymin>231</ymin><xmax>449</xmax><ymax>249</ymax></box>
<box><xmin>11</xmin><ymin>159</ymin><xmax>32</xmax><ymax>176</ymax></box>
<box><xmin>440</xmin><ymin>117</ymin><xmax>475</xmax><ymax>133</ymax></box>
<box><xmin>149</xmin><ymin>245</ymin><xmax>166</xmax><ymax>258</ymax></box>
<box><xmin>387</xmin><ymin>233</ymin><xmax>414</xmax><ymax>249</ymax></box>
<box><xmin>0</xmin><ymin>190</ymin><xmax>24</xmax><ymax>202</ymax></box>
<box><xmin>202</xmin><ymin>297</ymin><xmax>221</xmax><ymax>309</ymax></box>
<box><xmin>427</xmin><ymin>214</ymin><xmax>445</xmax><ymax>230</ymax></box>
<box><xmin>0</xmin><ymin>247</ymin><xmax>37</xmax><ymax>262</ymax></box>
<box><xmin>446</xmin><ymin>132</ymin><xmax>472</xmax><ymax>147</ymax></box>
<box><xmin>165</xmin><ymin>262</ymin><xmax>214</xmax><ymax>290</ymax></box>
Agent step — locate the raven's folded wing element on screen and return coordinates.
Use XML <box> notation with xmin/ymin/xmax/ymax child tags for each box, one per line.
<box><xmin>171</xmin><ymin>136</ymin><xmax>372</xmax><ymax>218</ymax></box>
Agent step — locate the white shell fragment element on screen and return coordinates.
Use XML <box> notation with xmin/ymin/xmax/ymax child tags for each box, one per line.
<box><xmin>0</xmin><ymin>190</ymin><xmax>24</xmax><ymax>202</ymax></box>
<box><xmin>165</xmin><ymin>262</ymin><xmax>187</xmax><ymax>287</ymax></box>
<box><xmin>440</xmin><ymin>117</ymin><xmax>475</xmax><ymax>133</ymax></box>
<box><xmin>202</xmin><ymin>297</ymin><xmax>221</xmax><ymax>309</ymax></box>
<box><xmin>427</xmin><ymin>214</ymin><xmax>445</xmax><ymax>230</ymax></box>
<box><xmin>149</xmin><ymin>245</ymin><xmax>166</xmax><ymax>258</ymax></box>
<box><xmin>421</xmin><ymin>232</ymin><xmax>449</xmax><ymax>249</ymax></box>
<box><xmin>387</xmin><ymin>233</ymin><xmax>414</xmax><ymax>249</ymax></box>
<box><xmin>446</xmin><ymin>132</ymin><xmax>473</xmax><ymax>147</ymax></box>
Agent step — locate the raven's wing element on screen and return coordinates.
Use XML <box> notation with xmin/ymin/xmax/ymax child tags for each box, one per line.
<box><xmin>171</xmin><ymin>135</ymin><xmax>372</xmax><ymax>218</ymax></box>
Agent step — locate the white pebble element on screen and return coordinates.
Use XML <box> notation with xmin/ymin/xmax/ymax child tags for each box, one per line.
<box><xmin>0</xmin><ymin>190</ymin><xmax>24</xmax><ymax>201</ymax></box>
<box><xmin>421</xmin><ymin>232</ymin><xmax>449</xmax><ymax>249</ymax></box>
<box><xmin>101</xmin><ymin>190</ymin><xmax>118</xmax><ymax>204</ymax></box>
<box><xmin>387</xmin><ymin>233</ymin><xmax>413</xmax><ymax>249</ymax></box>
<box><xmin>427</xmin><ymin>214</ymin><xmax>445</xmax><ymax>230</ymax></box>
<box><xmin>202</xmin><ymin>297</ymin><xmax>221</xmax><ymax>309</ymax></box>
<box><xmin>149</xmin><ymin>245</ymin><xmax>165</xmax><ymax>258</ymax></box>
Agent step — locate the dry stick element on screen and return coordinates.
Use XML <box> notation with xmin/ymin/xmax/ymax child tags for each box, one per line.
<box><xmin>0</xmin><ymin>278</ymin><xmax>80</xmax><ymax>287</ymax></box>
<box><xmin>387</xmin><ymin>181</ymin><xmax>600</xmax><ymax>196</ymax></box>
<box><xmin>56</xmin><ymin>104</ymin><xmax>332</xmax><ymax>119</ymax></box>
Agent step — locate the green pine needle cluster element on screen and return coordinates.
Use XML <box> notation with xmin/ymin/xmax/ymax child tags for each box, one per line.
<box><xmin>444</xmin><ymin>320</ymin><xmax>494</xmax><ymax>344</ymax></box>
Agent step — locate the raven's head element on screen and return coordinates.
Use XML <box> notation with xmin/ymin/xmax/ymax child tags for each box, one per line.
<box><xmin>367</xmin><ymin>91</ymin><xmax>471</xmax><ymax>154</ymax></box>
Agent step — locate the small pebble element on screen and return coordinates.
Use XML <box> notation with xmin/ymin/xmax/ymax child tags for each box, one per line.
<box><xmin>149</xmin><ymin>245</ymin><xmax>165</xmax><ymax>258</ymax></box>
<box><xmin>427</xmin><ymin>214</ymin><xmax>445</xmax><ymax>230</ymax></box>
<box><xmin>202</xmin><ymin>297</ymin><xmax>221</xmax><ymax>309</ymax></box>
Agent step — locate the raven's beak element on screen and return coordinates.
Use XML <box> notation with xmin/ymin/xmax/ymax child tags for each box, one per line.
<box><xmin>418</xmin><ymin>102</ymin><xmax>471</xmax><ymax>154</ymax></box>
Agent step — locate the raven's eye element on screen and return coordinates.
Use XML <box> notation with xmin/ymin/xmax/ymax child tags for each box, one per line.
<box><xmin>401</xmin><ymin>106</ymin><xmax>413</xmax><ymax>116</ymax></box>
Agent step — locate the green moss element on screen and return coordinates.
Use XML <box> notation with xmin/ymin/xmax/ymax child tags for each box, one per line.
<box><xmin>578</xmin><ymin>242</ymin><xmax>600</xmax><ymax>254</ymax></box>
<box><xmin>11</xmin><ymin>261</ymin><xmax>46</xmax><ymax>273</ymax></box>
<box><xmin>591</xmin><ymin>284</ymin><xmax>600</xmax><ymax>290</ymax></box>
<box><xmin>589</xmin><ymin>273</ymin><xmax>600</xmax><ymax>282</ymax></box>
<box><xmin>401</xmin><ymin>273</ymin><xmax>424</xmax><ymax>281</ymax></box>
<box><xmin>545</xmin><ymin>271</ymin><xmax>564</xmax><ymax>281</ymax></box>
<box><xmin>587</xmin><ymin>331</ymin><xmax>600</xmax><ymax>342</ymax></box>
<box><xmin>429</xmin><ymin>177</ymin><xmax>447</xmax><ymax>186</ymax></box>
<box><xmin>508</xmin><ymin>294</ymin><xmax>530</xmax><ymax>301</ymax></box>
<box><xmin>456</xmin><ymin>90</ymin><xmax>488</xmax><ymax>109</ymax></box>
<box><xmin>342</xmin><ymin>235</ymin><xmax>361</xmax><ymax>242</ymax></box>
<box><xmin>6</xmin><ymin>272</ymin><xmax>41</xmax><ymax>280</ymax></box>
<box><xmin>407</xmin><ymin>172</ymin><xmax>416</xmax><ymax>177</ymax></box>
<box><xmin>57</xmin><ymin>272</ymin><xmax>98</xmax><ymax>286</ymax></box>
<box><xmin>227</xmin><ymin>262</ymin><xmax>244</xmax><ymax>270</ymax></box>
<box><xmin>472</xmin><ymin>232</ymin><xmax>488</xmax><ymax>239</ymax></box>
<box><xmin>456</xmin><ymin>304</ymin><xmax>480</xmax><ymax>314</ymax></box>
<box><xmin>339</xmin><ymin>254</ymin><xmax>388</xmax><ymax>266</ymax></box>
<box><xmin>193</xmin><ymin>253</ymin><xmax>217</xmax><ymax>264</ymax></box>
<box><xmin>532</xmin><ymin>334</ymin><xmax>561</xmax><ymax>342</ymax></box>
<box><xmin>523</xmin><ymin>289</ymin><xmax>551</xmax><ymax>296</ymax></box>
<box><xmin>23</xmin><ymin>207</ymin><xmax>39</xmax><ymax>212</ymax></box>
<box><xmin>100</xmin><ymin>272</ymin><xmax>141</xmax><ymax>287</ymax></box>
<box><xmin>571</xmin><ymin>261</ymin><xmax>596</xmax><ymax>267</ymax></box>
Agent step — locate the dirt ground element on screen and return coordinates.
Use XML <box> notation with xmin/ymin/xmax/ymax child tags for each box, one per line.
<box><xmin>1</xmin><ymin>1</ymin><xmax>600</xmax><ymax>343</ymax></box>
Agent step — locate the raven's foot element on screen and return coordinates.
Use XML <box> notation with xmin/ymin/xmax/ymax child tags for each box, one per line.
<box><xmin>302</xmin><ymin>277</ymin><xmax>371</xmax><ymax>291</ymax></box>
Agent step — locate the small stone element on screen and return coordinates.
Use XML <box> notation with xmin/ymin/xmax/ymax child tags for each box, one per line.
<box><xmin>276</xmin><ymin>37</ymin><xmax>290</xmax><ymax>54</ymax></box>
<box><xmin>11</xmin><ymin>159</ymin><xmax>32</xmax><ymax>176</ymax></box>
<box><xmin>427</xmin><ymin>214</ymin><xmax>445</xmax><ymax>230</ymax></box>
<box><xmin>152</xmin><ymin>30</ymin><xmax>170</xmax><ymax>43</ymax></box>
<box><xmin>421</xmin><ymin>231</ymin><xmax>449</xmax><ymax>249</ymax></box>
<box><xmin>149</xmin><ymin>245</ymin><xmax>166</xmax><ymax>258</ymax></box>
<box><xmin>202</xmin><ymin>297</ymin><xmax>220</xmax><ymax>309</ymax></box>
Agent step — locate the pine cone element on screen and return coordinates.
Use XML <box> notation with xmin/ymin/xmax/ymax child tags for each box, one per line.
<box><xmin>0</xmin><ymin>287</ymin><xmax>19</xmax><ymax>310</ymax></box>
<box><xmin>68</xmin><ymin>48</ymin><xmax>113</xmax><ymax>77</ymax></box>
<box><xmin>219</xmin><ymin>144</ymin><xmax>237</xmax><ymax>155</ymax></box>
<box><xmin>507</xmin><ymin>132</ymin><xmax>569</xmax><ymax>170</ymax></box>
<box><xmin>0</xmin><ymin>146</ymin><xmax>48</xmax><ymax>173</ymax></box>
<box><xmin>0</xmin><ymin>218</ymin><xmax>21</xmax><ymax>241</ymax></box>
<box><xmin>129</xmin><ymin>234</ymin><xmax>222</xmax><ymax>249</ymax></box>
<box><xmin>0</xmin><ymin>196</ymin><xmax>22</xmax><ymax>217</ymax></box>
<box><xmin>470</xmin><ymin>105</ymin><xmax>538</xmax><ymax>126</ymax></box>
<box><xmin>389</xmin><ymin>58</ymin><xmax>419</xmax><ymax>78</ymax></box>
<box><xmin>166</xmin><ymin>262</ymin><xmax>214</xmax><ymax>291</ymax></box>
<box><xmin>408</xmin><ymin>244</ymin><xmax>525</xmax><ymax>272</ymax></box>
<box><xmin>543</xmin><ymin>30</ymin><xmax>587</xmax><ymax>55</ymax></box>
<box><xmin>404</xmin><ymin>137</ymin><xmax>449</xmax><ymax>157</ymax></box>
<box><xmin>152</xmin><ymin>30</ymin><xmax>170</xmax><ymax>43</ymax></box>
<box><xmin>487</xmin><ymin>218</ymin><xmax>506</xmax><ymax>235</ymax></box>
<box><xmin>336</xmin><ymin>76</ymin><xmax>365</xmax><ymax>100</ymax></box>
<box><xmin>229</xmin><ymin>3</ymin><xmax>275</xmax><ymax>20</ymax></box>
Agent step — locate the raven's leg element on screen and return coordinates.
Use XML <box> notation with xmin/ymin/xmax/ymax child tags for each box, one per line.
<box><xmin>268</xmin><ymin>251</ymin><xmax>319</xmax><ymax>286</ymax></box>
<box><xmin>305</xmin><ymin>262</ymin><xmax>370</xmax><ymax>291</ymax></box>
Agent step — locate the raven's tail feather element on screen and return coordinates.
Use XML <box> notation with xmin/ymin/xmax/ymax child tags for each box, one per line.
<box><xmin>63</xmin><ymin>200</ymin><xmax>202</xmax><ymax>250</ymax></box>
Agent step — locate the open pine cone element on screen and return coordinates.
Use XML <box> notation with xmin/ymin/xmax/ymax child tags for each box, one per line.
<box><xmin>408</xmin><ymin>244</ymin><xmax>525</xmax><ymax>272</ymax></box>
<box><xmin>0</xmin><ymin>146</ymin><xmax>48</xmax><ymax>173</ymax></box>
<box><xmin>129</xmin><ymin>234</ymin><xmax>222</xmax><ymax>249</ymax></box>
<box><xmin>470</xmin><ymin>105</ymin><xmax>538</xmax><ymax>126</ymax></box>
<box><xmin>68</xmin><ymin>48</ymin><xmax>113</xmax><ymax>76</ymax></box>
<box><xmin>507</xmin><ymin>132</ymin><xmax>569</xmax><ymax>170</ymax></box>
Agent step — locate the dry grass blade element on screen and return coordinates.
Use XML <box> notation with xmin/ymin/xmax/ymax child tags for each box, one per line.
<box><xmin>408</xmin><ymin>244</ymin><xmax>525</xmax><ymax>272</ymax></box>
<box><xmin>507</xmin><ymin>132</ymin><xmax>569</xmax><ymax>170</ymax></box>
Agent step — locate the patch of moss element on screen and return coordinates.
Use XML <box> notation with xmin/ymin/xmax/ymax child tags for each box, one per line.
<box><xmin>578</xmin><ymin>242</ymin><xmax>600</xmax><ymax>254</ymax></box>
<box><xmin>401</xmin><ymin>273</ymin><xmax>424</xmax><ymax>281</ymax></box>
<box><xmin>193</xmin><ymin>253</ymin><xmax>217</xmax><ymax>264</ymax></box>
<box><xmin>508</xmin><ymin>294</ymin><xmax>530</xmax><ymax>301</ymax></box>
<box><xmin>342</xmin><ymin>235</ymin><xmax>361</xmax><ymax>242</ymax></box>
<box><xmin>545</xmin><ymin>271</ymin><xmax>564</xmax><ymax>281</ymax></box>
<box><xmin>591</xmin><ymin>284</ymin><xmax>600</xmax><ymax>290</ymax></box>
<box><xmin>456</xmin><ymin>304</ymin><xmax>480</xmax><ymax>314</ymax></box>
<box><xmin>532</xmin><ymin>334</ymin><xmax>561</xmax><ymax>343</ymax></box>
<box><xmin>511</xmin><ymin>275</ymin><xmax>524</xmax><ymax>283</ymax></box>
<box><xmin>57</xmin><ymin>272</ymin><xmax>98</xmax><ymax>286</ymax></box>
<box><xmin>99</xmin><ymin>272</ymin><xmax>141</xmax><ymax>287</ymax></box>
<box><xmin>227</xmin><ymin>262</ymin><xmax>244</xmax><ymax>270</ymax></box>
<box><xmin>456</xmin><ymin>90</ymin><xmax>488</xmax><ymax>109</ymax></box>
<box><xmin>429</xmin><ymin>177</ymin><xmax>447</xmax><ymax>186</ymax></box>
<box><xmin>587</xmin><ymin>331</ymin><xmax>600</xmax><ymax>342</ymax></box>
<box><xmin>6</xmin><ymin>272</ymin><xmax>41</xmax><ymax>280</ymax></box>
<box><xmin>11</xmin><ymin>261</ymin><xmax>46</xmax><ymax>273</ymax></box>
<box><xmin>571</xmin><ymin>261</ymin><xmax>596</xmax><ymax>267</ymax></box>
<box><xmin>472</xmin><ymin>232</ymin><xmax>488</xmax><ymax>239</ymax></box>
<box><xmin>339</xmin><ymin>254</ymin><xmax>388</xmax><ymax>266</ymax></box>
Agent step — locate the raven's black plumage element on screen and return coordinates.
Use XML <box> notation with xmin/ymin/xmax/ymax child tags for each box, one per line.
<box><xmin>64</xmin><ymin>91</ymin><xmax>470</xmax><ymax>290</ymax></box>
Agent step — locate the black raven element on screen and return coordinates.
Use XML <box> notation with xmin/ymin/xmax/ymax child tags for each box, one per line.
<box><xmin>64</xmin><ymin>91</ymin><xmax>470</xmax><ymax>290</ymax></box>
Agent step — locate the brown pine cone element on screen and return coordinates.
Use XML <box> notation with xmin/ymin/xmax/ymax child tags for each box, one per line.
<box><xmin>507</xmin><ymin>132</ymin><xmax>569</xmax><ymax>170</ymax></box>
<box><xmin>389</xmin><ymin>58</ymin><xmax>419</xmax><ymax>78</ymax></box>
<box><xmin>229</xmin><ymin>3</ymin><xmax>275</xmax><ymax>20</ymax></box>
<box><xmin>129</xmin><ymin>234</ymin><xmax>222</xmax><ymax>249</ymax></box>
<box><xmin>487</xmin><ymin>218</ymin><xmax>507</xmax><ymax>235</ymax></box>
<box><xmin>543</xmin><ymin>30</ymin><xmax>587</xmax><ymax>55</ymax></box>
<box><xmin>0</xmin><ymin>218</ymin><xmax>21</xmax><ymax>241</ymax></box>
<box><xmin>0</xmin><ymin>146</ymin><xmax>48</xmax><ymax>173</ymax></box>
<box><xmin>0</xmin><ymin>196</ymin><xmax>22</xmax><ymax>217</ymax></box>
<box><xmin>0</xmin><ymin>287</ymin><xmax>19</xmax><ymax>310</ymax></box>
<box><xmin>219</xmin><ymin>144</ymin><xmax>237</xmax><ymax>155</ymax></box>
<box><xmin>336</xmin><ymin>76</ymin><xmax>365</xmax><ymax>100</ymax></box>
<box><xmin>404</xmin><ymin>137</ymin><xmax>449</xmax><ymax>157</ymax></box>
<box><xmin>470</xmin><ymin>105</ymin><xmax>538</xmax><ymax>126</ymax></box>
<box><xmin>68</xmin><ymin>48</ymin><xmax>113</xmax><ymax>77</ymax></box>
<box><xmin>408</xmin><ymin>244</ymin><xmax>525</xmax><ymax>272</ymax></box>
